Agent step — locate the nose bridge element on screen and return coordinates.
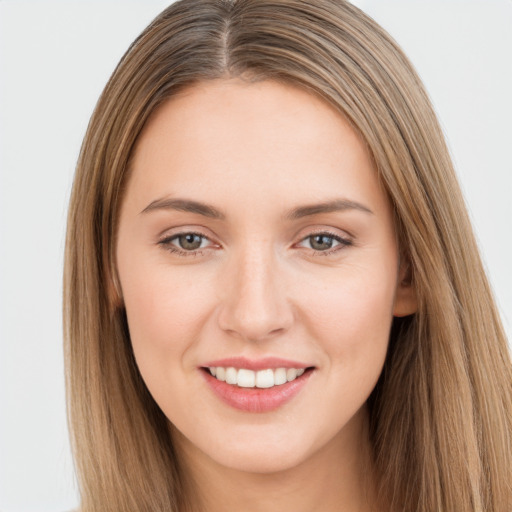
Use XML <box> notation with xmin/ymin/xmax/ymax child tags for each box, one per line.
<box><xmin>218</xmin><ymin>241</ymin><xmax>292</xmax><ymax>341</ymax></box>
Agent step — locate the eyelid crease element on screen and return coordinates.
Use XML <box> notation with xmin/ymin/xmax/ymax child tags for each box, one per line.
<box><xmin>158</xmin><ymin>230</ymin><xmax>216</xmax><ymax>247</ymax></box>
<box><xmin>294</xmin><ymin>230</ymin><xmax>353</xmax><ymax>256</ymax></box>
<box><xmin>157</xmin><ymin>229</ymin><xmax>353</xmax><ymax>258</ymax></box>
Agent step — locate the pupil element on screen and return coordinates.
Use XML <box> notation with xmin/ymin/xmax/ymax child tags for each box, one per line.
<box><xmin>311</xmin><ymin>235</ymin><xmax>333</xmax><ymax>251</ymax></box>
<box><xmin>179</xmin><ymin>234</ymin><xmax>202</xmax><ymax>250</ymax></box>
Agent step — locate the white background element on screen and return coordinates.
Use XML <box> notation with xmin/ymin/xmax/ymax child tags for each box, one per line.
<box><xmin>0</xmin><ymin>1</ymin><xmax>511</xmax><ymax>510</ymax></box>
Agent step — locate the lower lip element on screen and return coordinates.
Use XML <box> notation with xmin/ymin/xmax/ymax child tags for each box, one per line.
<box><xmin>201</xmin><ymin>369</ymin><xmax>313</xmax><ymax>413</ymax></box>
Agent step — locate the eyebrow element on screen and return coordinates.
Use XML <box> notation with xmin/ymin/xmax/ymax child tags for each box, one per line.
<box><xmin>140</xmin><ymin>198</ymin><xmax>226</xmax><ymax>219</ymax></box>
<box><xmin>140</xmin><ymin>197</ymin><xmax>373</xmax><ymax>219</ymax></box>
<box><xmin>284</xmin><ymin>199</ymin><xmax>373</xmax><ymax>220</ymax></box>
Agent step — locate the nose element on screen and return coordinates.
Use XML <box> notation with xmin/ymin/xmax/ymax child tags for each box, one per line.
<box><xmin>217</xmin><ymin>247</ymin><xmax>294</xmax><ymax>342</ymax></box>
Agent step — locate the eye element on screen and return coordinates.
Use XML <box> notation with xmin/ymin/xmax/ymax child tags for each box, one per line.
<box><xmin>158</xmin><ymin>231</ymin><xmax>213</xmax><ymax>256</ymax></box>
<box><xmin>297</xmin><ymin>232</ymin><xmax>352</xmax><ymax>254</ymax></box>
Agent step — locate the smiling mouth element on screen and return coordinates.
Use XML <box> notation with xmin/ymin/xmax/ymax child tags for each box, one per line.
<box><xmin>203</xmin><ymin>366</ymin><xmax>313</xmax><ymax>389</ymax></box>
<box><xmin>201</xmin><ymin>362</ymin><xmax>315</xmax><ymax>412</ymax></box>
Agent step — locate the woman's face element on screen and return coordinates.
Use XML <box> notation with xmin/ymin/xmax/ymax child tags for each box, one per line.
<box><xmin>116</xmin><ymin>78</ymin><xmax>416</xmax><ymax>474</ymax></box>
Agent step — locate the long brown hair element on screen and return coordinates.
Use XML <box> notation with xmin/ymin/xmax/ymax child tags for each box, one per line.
<box><xmin>64</xmin><ymin>1</ymin><xmax>512</xmax><ymax>510</ymax></box>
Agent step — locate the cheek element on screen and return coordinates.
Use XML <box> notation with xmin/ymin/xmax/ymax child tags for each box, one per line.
<box><xmin>119</xmin><ymin>256</ymin><xmax>216</xmax><ymax>373</ymax></box>
<box><xmin>293</xmin><ymin>265</ymin><xmax>396</xmax><ymax>437</ymax></box>
<box><xmin>299</xmin><ymin>258</ymin><xmax>397</xmax><ymax>370</ymax></box>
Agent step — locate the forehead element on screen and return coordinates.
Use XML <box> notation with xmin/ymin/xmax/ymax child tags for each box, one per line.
<box><xmin>126</xmin><ymin>78</ymin><xmax>387</xmax><ymax>218</ymax></box>
<box><xmin>135</xmin><ymin>78</ymin><xmax>365</xmax><ymax>157</ymax></box>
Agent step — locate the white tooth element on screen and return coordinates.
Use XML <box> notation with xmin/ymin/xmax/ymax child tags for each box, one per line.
<box><xmin>216</xmin><ymin>367</ymin><xmax>226</xmax><ymax>381</ymax></box>
<box><xmin>256</xmin><ymin>369</ymin><xmax>274</xmax><ymax>388</ymax></box>
<box><xmin>209</xmin><ymin>367</ymin><xmax>216</xmax><ymax>377</ymax></box>
<box><xmin>237</xmin><ymin>369</ymin><xmax>256</xmax><ymax>388</ymax></box>
<box><xmin>286</xmin><ymin>368</ymin><xmax>298</xmax><ymax>382</ymax></box>
<box><xmin>296</xmin><ymin>368</ymin><xmax>305</xmax><ymax>377</ymax></box>
<box><xmin>274</xmin><ymin>368</ymin><xmax>287</xmax><ymax>385</ymax></box>
<box><xmin>226</xmin><ymin>367</ymin><xmax>237</xmax><ymax>384</ymax></box>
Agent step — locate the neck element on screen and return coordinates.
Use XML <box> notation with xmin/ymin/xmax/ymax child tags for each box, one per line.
<box><xmin>173</xmin><ymin>407</ymin><xmax>379</xmax><ymax>512</ymax></box>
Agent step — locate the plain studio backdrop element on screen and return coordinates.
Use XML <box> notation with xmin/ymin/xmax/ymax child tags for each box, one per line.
<box><xmin>0</xmin><ymin>0</ymin><xmax>511</xmax><ymax>510</ymax></box>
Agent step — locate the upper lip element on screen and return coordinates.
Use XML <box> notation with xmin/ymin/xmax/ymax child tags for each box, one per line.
<box><xmin>201</xmin><ymin>356</ymin><xmax>312</xmax><ymax>372</ymax></box>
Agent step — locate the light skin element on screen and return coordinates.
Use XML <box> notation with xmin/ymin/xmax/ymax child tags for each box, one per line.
<box><xmin>116</xmin><ymin>78</ymin><xmax>416</xmax><ymax>512</ymax></box>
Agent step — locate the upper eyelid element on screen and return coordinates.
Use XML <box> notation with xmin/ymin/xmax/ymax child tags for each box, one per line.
<box><xmin>158</xmin><ymin>232</ymin><xmax>217</xmax><ymax>249</ymax></box>
<box><xmin>296</xmin><ymin>232</ymin><xmax>349</xmax><ymax>244</ymax></box>
<box><xmin>158</xmin><ymin>229</ymin><xmax>352</xmax><ymax>253</ymax></box>
<box><xmin>158</xmin><ymin>226</ymin><xmax>216</xmax><ymax>242</ymax></box>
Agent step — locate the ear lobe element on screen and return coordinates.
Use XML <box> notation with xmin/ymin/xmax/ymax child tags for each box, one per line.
<box><xmin>393</xmin><ymin>260</ymin><xmax>418</xmax><ymax>317</ymax></box>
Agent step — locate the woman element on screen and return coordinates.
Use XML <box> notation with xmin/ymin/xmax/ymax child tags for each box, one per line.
<box><xmin>64</xmin><ymin>0</ymin><xmax>512</xmax><ymax>510</ymax></box>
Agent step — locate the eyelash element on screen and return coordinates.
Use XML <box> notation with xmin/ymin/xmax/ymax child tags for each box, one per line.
<box><xmin>158</xmin><ymin>231</ymin><xmax>353</xmax><ymax>258</ymax></box>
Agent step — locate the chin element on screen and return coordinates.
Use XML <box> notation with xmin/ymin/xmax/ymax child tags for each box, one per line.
<box><xmin>210</xmin><ymin>445</ymin><xmax>309</xmax><ymax>475</ymax></box>
<box><xmin>171</xmin><ymin>419</ymin><xmax>317</xmax><ymax>475</ymax></box>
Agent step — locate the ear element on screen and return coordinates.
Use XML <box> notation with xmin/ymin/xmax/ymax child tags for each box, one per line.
<box><xmin>107</xmin><ymin>261</ymin><xmax>124</xmax><ymax>311</ymax></box>
<box><xmin>392</xmin><ymin>259</ymin><xmax>417</xmax><ymax>317</ymax></box>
